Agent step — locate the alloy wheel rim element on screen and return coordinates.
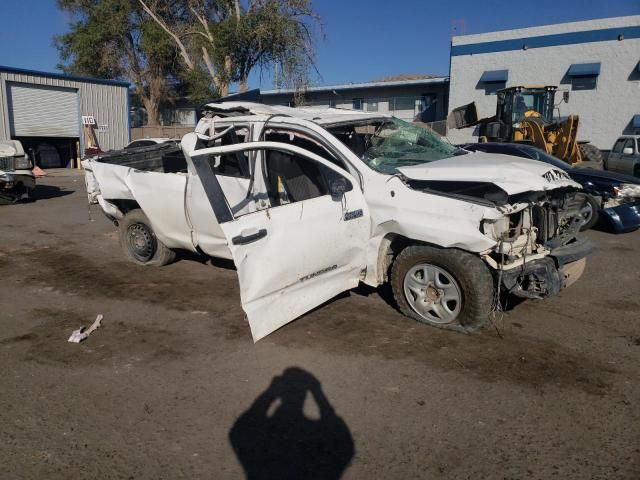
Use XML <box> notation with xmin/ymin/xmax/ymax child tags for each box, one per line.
<box><xmin>403</xmin><ymin>263</ymin><xmax>462</xmax><ymax>324</ymax></box>
<box><xmin>579</xmin><ymin>201</ymin><xmax>594</xmax><ymax>225</ymax></box>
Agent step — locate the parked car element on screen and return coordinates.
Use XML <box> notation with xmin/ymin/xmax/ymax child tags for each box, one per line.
<box><xmin>0</xmin><ymin>140</ymin><xmax>35</xmax><ymax>204</ymax></box>
<box><xmin>607</xmin><ymin>135</ymin><xmax>639</xmax><ymax>176</ymax></box>
<box><xmin>124</xmin><ymin>138</ymin><xmax>176</xmax><ymax>149</ymax></box>
<box><xmin>463</xmin><ymin>142</ymin><xmax>640</xmax><ymax>233</ymax></box>
<box><xmin>83</xmin><ymin>103</ymin><xmax>591</xmax><ymax>341</ymax></box>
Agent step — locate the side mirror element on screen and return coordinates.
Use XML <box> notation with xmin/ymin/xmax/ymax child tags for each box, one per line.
<box><xmin>622</xmin><ymin>147</ymin><xmax>634</xmax><ymax>155</ymax></box>
<box><xmin>563</xmin><ymin>91</ymin><xmax>570</xmax><ymax>103</ymax></box>
<box><xmin>330</xmin><ymin>177</ymin><xmax>348</xmax><ymax>201</ymax></box>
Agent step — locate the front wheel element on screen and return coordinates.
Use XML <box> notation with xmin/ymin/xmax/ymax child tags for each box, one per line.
<box><xmin>119</xmin><ymin>209</ymin><xmax>176</xmax><ymax>266</ymax></box>
<box><xmin>577</xmin><ymin>194</ymin><xmax>600</xmax><ymax>231</ymax></box>
<box><xmin>391</xmin><ymin>246</ymin><xmax>494</xmax><ymax>332</ymax></box>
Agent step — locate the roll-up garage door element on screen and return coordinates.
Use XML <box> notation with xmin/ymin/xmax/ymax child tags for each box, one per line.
<box><xmin>7</xmin><ymin>83</ymin><xmax>80</xmax><ymax>137</ymax></box>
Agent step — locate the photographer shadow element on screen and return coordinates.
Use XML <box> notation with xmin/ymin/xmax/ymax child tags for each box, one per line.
<box><xmin>229</xmin><ymin>367</ymin><xmax>355</xmax><ymax>480</ymax></box>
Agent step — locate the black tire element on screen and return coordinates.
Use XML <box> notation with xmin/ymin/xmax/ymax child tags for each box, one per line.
<box><xmin>119</xmin><ymin>209</ymin><xmax>176</xmax><ymax>266</ymax></box>
<box><xmin>634</xmin><ymin>165</ymin><xmax>640</xmax><ymax>178</ymax></box>
<box><xmin>578</xmin><ymin>144</ymin><xmax>604</xmax><ymax>170</ymax></box>
<box><xmin>577</xmin><ymin>194</ymin><xmax>600</xmax><ymax>231</ymax></box>
<box><xmin>390</xmin><ymin>245</ymin><xmax>494</xmax><ymax>332</ymax></box>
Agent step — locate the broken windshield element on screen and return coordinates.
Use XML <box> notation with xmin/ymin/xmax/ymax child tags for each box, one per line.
<box><xmin>328</xmin><ymin>117</ymin><xmax>463</xmax><ymax>174</ymax></box>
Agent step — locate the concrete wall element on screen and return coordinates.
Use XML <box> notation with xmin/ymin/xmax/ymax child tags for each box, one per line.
<box><xmin>448</xmin><ymin>15</ymin><xmax>640</xmax><ymax>149</ymax></box>
<box><xmin>0</xmin><ymin>70</ymin><xmax>129</xmax><ymax>151</ymax></box>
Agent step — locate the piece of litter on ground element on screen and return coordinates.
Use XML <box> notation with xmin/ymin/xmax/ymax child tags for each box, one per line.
<box><xmin>68</xmin><ymin>314</ymin><xmax>103</xmax><ymax>343</ymax></box>
<box><xmin>32</xmin><ymin>166</ymin><xmax>47</xmax><ymax>177</ymax></box>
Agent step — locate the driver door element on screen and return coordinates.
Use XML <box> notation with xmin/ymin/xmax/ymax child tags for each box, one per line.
<box><xmin>182</xmin><ymin>133</ymin><xmax>370</xmax><ymax>341</ymax></box>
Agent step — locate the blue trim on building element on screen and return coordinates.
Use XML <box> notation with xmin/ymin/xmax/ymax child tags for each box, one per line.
<box><xmin>0</xmin><ymin>65</ymin><xmax>130</xmax><ymax>87</ymax></box>
<box><xmin>479</xmin><ymin>69</ymin><xmax>509</xmax><ymax>82</ymax></box>
<box><xmin>451</xmin><ymin>26</ymin><xmax>640</xmax><ymax>56</ymax></box>
<box><xmin>567</xmin><ymin>63</ymin><xmax>601</xmax><ymax>76</ymax></box>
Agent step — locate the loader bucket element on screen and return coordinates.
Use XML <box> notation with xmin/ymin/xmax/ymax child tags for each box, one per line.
<box><xmin>447</xmin><ymin>102</ymin><xmax>479</xmax><ymax>130</ymax></box>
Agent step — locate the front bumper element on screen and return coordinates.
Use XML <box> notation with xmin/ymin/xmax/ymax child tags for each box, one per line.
<box><xmin>0</xmin><ymin>171</ymin><xmax>36</xmax><ymax>200</ymax></box>
<box><xmin>500</xmin><ymin>237</ymin><xmax>592</xmax><ymax>299</ymax></box>
<box><xmin>1</xmin><ymin>171</ymin><xmax>36</xmax><ymax>189</ymax></box>
<box><xmin>601</xmin><ymin>200</ymin><xmax>640</xmax><ymax>234</ymax></box>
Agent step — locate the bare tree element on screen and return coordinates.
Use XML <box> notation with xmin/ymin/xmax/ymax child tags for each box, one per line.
<box><xmin>139</xmin><ymin>0</ymin><xmax>321</xmax><ymax>96</ymax></box>
<box><xmin>56</xmin><ymin>0</ymin><xmax>186</xmax><ymax>125</ymax></box>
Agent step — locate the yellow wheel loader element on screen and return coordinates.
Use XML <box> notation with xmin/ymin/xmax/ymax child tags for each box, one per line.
<box><xmin>448</xmin><ymin>85</ymin><xmax>603</xmax><ymax>168</ymax></box>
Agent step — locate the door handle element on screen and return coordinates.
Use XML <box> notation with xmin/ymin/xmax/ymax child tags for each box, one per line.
<box><xmin>232</xmin><ymin>228</ymin><xmax>267</xmax><ymax>245</ymax></box>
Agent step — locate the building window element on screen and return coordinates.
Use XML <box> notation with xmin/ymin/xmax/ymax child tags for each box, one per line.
<box><xmin>479</xmin><ymin>70</ymin><xmax>508</xmax><ymax>96</ymax></box>
<box><xmin>417</xmin><ymin>94</ymin><xmax>438</xmax><ymax>122</ymax></box>
<box><xmin>366</xmin><ymin>101</ymin><xmax>378</xmax><ymax>112</ymax></box>
<box><xmin>391</xmin><ymin>97</ymin><xmax>416</xmax><ymax>112</ymax></box>
<box><xmin>567</xmin><ymin>63</ymin><xmax>600</xmax><ymax>91</ymax></box>
<box><xmin>484</xmin><ymin>81</ymin><xmax>506</xmax><ymax>95</ymax></box>
<box><xmin>352</xmin><ymin>98</ymin><xmax>363</xmax><ymax>111</ymax></box>
<box><xmin>571</xmin><ymin>76</ymin><xmax>597</xmax><ymax>91</ymax></box>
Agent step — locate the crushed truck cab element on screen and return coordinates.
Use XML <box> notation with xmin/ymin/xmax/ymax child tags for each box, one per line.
<box><xmin>84</xmin><ymin>103</ymin><xmax>591</xmax><ymax>341</ymax></box>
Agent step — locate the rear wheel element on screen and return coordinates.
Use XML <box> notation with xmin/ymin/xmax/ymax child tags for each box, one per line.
<box><xmin>391</xmin><ymin>245</ymin><xmax>494</xmax><ymax>332</ymax></box>
<box><xmin>579</xmin><ymin>144</ymin><xmax>604</xmax><ymax>170</ymax></box>
<box><xmin>119</xmin><ymin>209</ymin><xmax>176</xmax><ymax>266</ymax></box>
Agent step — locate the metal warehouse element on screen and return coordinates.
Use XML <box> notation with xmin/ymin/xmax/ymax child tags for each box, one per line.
<box><xmin>447</xmin><ymin>15</ymin><xmax>640</xmax><ymax>149</ymax></box>
<box><xmin>0</xmin><ymin>66</ymin><xmax>129</xmax><ymax>168</ymax></box>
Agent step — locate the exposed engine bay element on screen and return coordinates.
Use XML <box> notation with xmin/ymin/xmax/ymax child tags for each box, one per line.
<box><xmin>407</xmin><ymin>178</ymin><xmax>591</xmax><ymax>300</ymax></box>
<box><xmin>481</xmin><ymin>188</ymin><xmax>590</xmax><ymax>299</ymax></box>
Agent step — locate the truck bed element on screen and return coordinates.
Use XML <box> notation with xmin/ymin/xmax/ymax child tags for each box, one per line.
<box><xmin>95</xmin><ymin>143</ymin><xmax>188</xmax><ymax>173</ymax></box>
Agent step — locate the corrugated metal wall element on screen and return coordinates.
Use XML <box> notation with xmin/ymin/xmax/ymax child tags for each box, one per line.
<box><xmin>0</xmin><ymin>71</ymin><xmax>129</xmax><ymax>151</ymax></box>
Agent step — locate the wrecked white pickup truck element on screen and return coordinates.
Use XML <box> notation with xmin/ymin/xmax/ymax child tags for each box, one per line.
<box><xmin>83</xmin><ymin>102</ymin><xmax>591</xmax><ymax>341</ymax></box>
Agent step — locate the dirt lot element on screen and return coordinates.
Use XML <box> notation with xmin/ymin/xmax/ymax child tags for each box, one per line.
<box><xmin>1</xmin><ymin>173</ymin><xmax>639</xmax><ymax>479</ymax></box>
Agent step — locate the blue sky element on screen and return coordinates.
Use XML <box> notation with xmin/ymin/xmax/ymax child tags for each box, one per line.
<box><xmin>0</xmin><ymin>0</ymin><xmax>638</xmax><ymax>89</ymax></box>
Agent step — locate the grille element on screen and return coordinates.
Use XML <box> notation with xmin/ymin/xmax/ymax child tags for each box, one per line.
<box><xmin>532</xmin><ymin>205</ymin><xmax>558</xmax><ymax>244</ymax></box>
<box><xmin>0</xmin><ymin>156</ymin><xmax>16</xmax><ymax>172</ymax></box>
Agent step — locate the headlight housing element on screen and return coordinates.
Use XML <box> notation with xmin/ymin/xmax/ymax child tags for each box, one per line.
<box><xmin>14</xmin><ymin>155</ymin><xmax>32</xmax><ymax>170</ymax></box>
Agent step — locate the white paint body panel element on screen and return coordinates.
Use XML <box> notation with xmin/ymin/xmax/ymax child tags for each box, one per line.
<box><xmin>397</xmin><ymin>151</ymin><xmax>581</xmax><ymax>194</ymax></box>
<box><xmin>222</xmin><ymin>194</ymin><xmax>369</xmax><ymax>341</ymax></box>
<box><xmin>86</xmin><ymin>108</ymin><xmax>585</xmax><ymax>341</ymax></box>
<box><xmin>84</xmin><ymin>160</ymin><xmax>193</xmax><ymax>250</ymax></box>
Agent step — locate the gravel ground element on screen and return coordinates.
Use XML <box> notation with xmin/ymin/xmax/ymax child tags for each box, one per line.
<box><xmin>1</xmin><ymin>174</ymin><xmax>639</xmax><ymax>479</ymax></box>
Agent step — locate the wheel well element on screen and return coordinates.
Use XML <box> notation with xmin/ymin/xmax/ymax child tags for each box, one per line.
<box><xmin>107</xmin><ymin>199</ymin><xmax>140</xmax><ymax>214</ymax></box>
<box><xmin>376</xmin><ymin>233</ymin><xmax>449</xmax><ymax>284</ymax></box>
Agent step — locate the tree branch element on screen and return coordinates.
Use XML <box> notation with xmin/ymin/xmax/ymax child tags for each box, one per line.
<box><xmin>139</xmin><ymin>0</ymin><xmax>195</xmax><ymax>70</ymax></box>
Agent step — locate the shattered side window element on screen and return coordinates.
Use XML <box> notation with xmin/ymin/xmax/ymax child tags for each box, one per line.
<box><xmin>208</xmin><ymin>126</ymin><xmax>251</xmax><ymax>178</ymax></box>
<box><xmin>263</xmin><ymin>129</ymin><xmax>346</xmax><ymax>169</ymax></box>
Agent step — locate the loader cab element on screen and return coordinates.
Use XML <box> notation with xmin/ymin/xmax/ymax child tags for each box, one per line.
<box><xmin>483</xmin><ymin>86</ymin><xmax>557</xmax><ymax>141</ymax></box>
<box><xmin>496</xmin><ymin>86</ymin><xmax>556</xmax><ymax>125</ymax></box>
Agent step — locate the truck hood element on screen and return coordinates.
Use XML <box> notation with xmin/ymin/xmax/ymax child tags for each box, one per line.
<box><xmin>397</xmin><ymin>151</ymin><xmax>581</xmax><ymax>195</ymax></box>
